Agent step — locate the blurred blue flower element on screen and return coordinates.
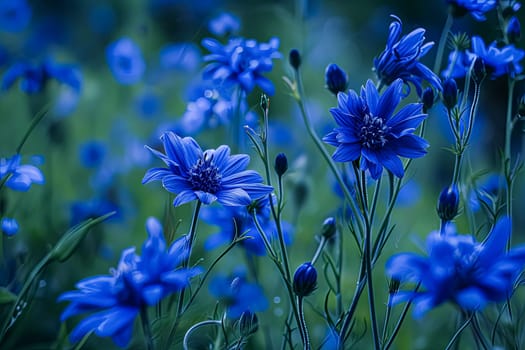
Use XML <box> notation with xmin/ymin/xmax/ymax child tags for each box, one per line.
<box><xmin>323</xmin><ymin>79</ymin><xmax>429</xmax><ymax>180</ymax></box>
<box><xmin>58</xmin><ymin>217</ymin><xmax>202</xmax><ymax>346</ymax></box>
<box><xmin>386</xmin><ymin>217</ymin><xmax>525</xmax><ymax>318</ymax></box>
<box><xmin>374</xmin><ymin>15</ymin><xmax>442</xmax><ymax>96</ymax></box>
<box><xmin>447</xmin><ymin>0</ymin><xmax>496</xmax><ymax>21</ymax></box>
<box><xmin>443</xmin><ymin>37</ymin><xmax>525</xmax><ymax>79</ymax></box>
<box><xmin>70</xmin><ymin>196</ymin><xmax>120</xmax><ymax>226</ymax></box>
<box><xmin>0</xmin><ymin>0</ymin><xmax>31</xmax><ymax>32</ymax></box>
<box><xmin>202</xmin><ymin>195</ymin><xmax>293</xmax><ymax>256</ymax></box>
<box><xmin>0</xmin><ymin>154</ymin><xmax>44</xmax><ymax>191</ymax></box>
<box><xmin>134</xmin><ymin>90</ymin><xmax>163</xmax><ymax>119</ymax></box>
<box><xmin>106</xmin><ymin>37</ymin><xmax>145</xmax><ymax>85</ymax></box>
<box><xmin>1</xmin><ymin>217</ymin><xmax>19</xmax><ymax>236</ymax></box>
<box><xmin>159</xmin><ymin>42</ymin><xmax>202</xmax><ymax>72</ymax></box>
<box><xmin>208</xmin><ymin>12</ymin><xmax>240</xmax><ymax>36</ymax></box>
<box><xmin>79</xmin><ymin>140</ymin><xmax>107</xmax><ymax>169</ymax></box>
<box><xmin>179</xmin><ymin>88</ymin><xmax>233</xmax><ymax>135</ymax></box>
<box><xmin>143</xmin><ymin>131</ymin><xmax>273</xmax><ymax>206</ymax></box>
<box><xmin>202</xmin><ymin>36</ymin><xmax>281</xmax><ymax>95</ymax></box>
<box><xmin>209</xmin><ymin>273</ymin><xmax>268</xmax><ymax>318</ymax></box>
<box><xmin>468</xmin><ymin>173</ymin><xmax>503</xmax><ymax>212</ymax></box>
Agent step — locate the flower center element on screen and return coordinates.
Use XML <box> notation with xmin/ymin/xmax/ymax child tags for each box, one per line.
<box><xmin>188</xmin><ymin>152</ymin><xmax>222</xmax><ymax>193</ymax></box>
<box><xmin>360</xmin><ymin>114</ymin><xmax>390</xmax><ymax>149</ymax></box>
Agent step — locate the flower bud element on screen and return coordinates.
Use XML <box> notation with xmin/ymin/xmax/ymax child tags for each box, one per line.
<box><xmin>274</xmin><ymin>153</ymin><xmax>288</xmax><ymax>177</ymax></box>
<box><xmin>293</xmin><ymin>262</ymin><xmax>317</xmax><ymax>297</ymax></box>
<box><xmin>321</xmin><ymin>217</ymin><xmax>336</xmax><ymax>239</ymax></box>
<box><xmin>437</xmin><ymin>185</ymin><xmax>460</xmax><ymax>222</ymax></box>
<box><xmin>325</xmin><ymin>63</ymin><xmax>348</xmax><ymax>95</ymax></box>
<box><xmin>507</xmin><ymin>16</ymin><xmax>521</xmax><ymax>43</ymax></box>
<box><xmin>471</xmin><ymin>57</ymin><xmax>486</xmax><ymax>84</ymax></box>
<box><xmin>289</xmin><ymin>49</ymin><xmax>301</xmax><ymax>70</ymax></box>
<box><xmin>1</xmin><ymin>217</ymin><xmax>19</xmax><ymax>236</ymax></box>
<box><xmin>239</xmin><ymin>310</ymin><xmax>259</xmax><ymax>337</ymax></box>
<box><xmin>260</xmin><ymin>94</ymin><xmax>269</xmax><ymax>112</ymax></box>
<box><xmin>421</xmin><ymin>87</ymin><xmax>435</xmax><ymax>113</ymax></box>
<box><xmin>442</xmin><ymin>78</ymin><xmax>458</xmax><ymax>110</ymax></box>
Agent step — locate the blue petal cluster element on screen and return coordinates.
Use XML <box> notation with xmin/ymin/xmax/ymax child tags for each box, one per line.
<box><xmin>143</xmin><ymin>131</ymin><xmax>273</xmax><ymax>206</ymax></box>
<box><xmin>0</xmin><ymin>154</ymin><xmax>44</xmax><ymax>191</ymax></box>
<box><xmin>443</xmin><ymin>36</ymin><xmax>525</xmax><ymax>79</ymax></box>
<box><xmin>202</xmin><ymin>37</ymin><xmax>281</xmax><ymax>95</ymax></box>
<box><xmin>386</xmin><ymin>217</ymin><xmax>525</xmax><ymax>318</ymax></box>
<box><xmin>374</xmin><ymin>16</ymin><xmax>442</xmax><ymax>96</ymax></box>
<box><xmin>201</xmin><ymin>195</ymin><xmax>293</xmax><ymax>256</ymax></box>
<box><xmin>208</xmin><ymin>12</ymin><xmax>240</xmax><ymax>36</ymax></box>
<box><xmin>0</xmin><ymin>0</ymin><xmax>31</xmax><ymax>32</ymax></box>
<box><xmin>323</xmin><ymin>79</ymin><xmax>429</xmax><ymax>180</ymax></box>
<box><xmin>58</xmin><ymin>217</ymin><xmax>202</xmax><ymax>346</ymax></box>
<box><xmin>106</xmin><ymin>37</ymin><xmax>145</xmax><ymax>85</ymax></box>
<box><xmin>447</xmin><ymin>0</ymin><xmax>496</xmax><ymax>21</ymax></box>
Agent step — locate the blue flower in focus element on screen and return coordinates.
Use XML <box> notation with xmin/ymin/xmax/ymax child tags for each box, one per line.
<box><xmin>447</xmin><ymin>0</ymin><xmax>496</xmax><ymax>21</ymax></box>
<box><xmin>209</xmin><ymin>273</ymin><xmax>268</xmax><ymax>318</ymax></box>
<box><xmin>374</xmin><ymin>16</ymin><xmax>442</xmax><ymax>96</ymax></box>
<box><xmin>58</xmin><ymin>217</ymin><xmax>202</xmax><ymax>346</ymax></box>
<box><xmin>386</xmin><ymin>217</ymin><xmax>525</xmax><ymax>318</ymax></box>
<box><xmin>202</xmin><ymin>196</ymin><xmax>293</xmax><ymax>256</ymax></box>
<box><xmin>0</xmin><ymin>0</ymin><xmax>31</xmax><ymax>32</ymax></box>
<box><xmin>323</xmin><ymin>79</ymin><xmax>429</xmax><ymax>180</ymax></box>
<box><xmin>79</xmin><ymin>140</ymin><xmax>107</xmax><ymax>168</ymax></box>
<box><xmin>1</xmin><ymin>217</ymin><xmax>19</xmax><ymax>236</ymax></box>
<box><xmin>208</xmin><ymin>12</ymin><xmax>240</xmax><ymax>36</ymax></box>
<box><xmin>106</xmin><ymin>37</ymin><xmax>145</xmax><ymax>85</ymax></box>
<box><xmin>443</xmin><ymin>36</ymin><xmax>525</xmax><ymax>79</ymax></box>
<box><xmin>143</xmin><ymin>131</ymin><xmax>273</xmax><ymax>206</ymax></box>
<box><xmin>0</xmin><ymin>154</ymin><xmax>44</xmax><ymax>191</ymax></box>
<box><xmin>202</xmin><ymin>37</ymin><xmax>281</xmax><ymax>95</ymax></box>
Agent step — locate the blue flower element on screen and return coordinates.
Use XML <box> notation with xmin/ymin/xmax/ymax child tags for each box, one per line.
<box><xmin>1</xmin><ymin>217</ymin><xmax>19</xmax><ymax>236</ymax></box>
<box><xmin>209</xmin><ymin>273</ymin><xmax>268</xmax><ymax>318</ymax></box>
<box><xmin>447</xmin><ymin>0</ymin><xmax>496</xmax><ymax>21</ymax></box>
<box><xmin>106</xmin><ymin>37</ymin><xmax>145</xmax><ymax>85</ymax></box>
<box><xmin>134</xmin><ymin>90</ymin><xmax>163</xmax><ymax>119</ymax></box>
<box><xmin>201</xmin><ymin>196</ymin><xmax>293</xmax><ymax>256</ymax></box>
<box><xmin>159</xmin><ymin>42</ymin><xmax>202</xmax><ymax>72</ymax></box>
<box><xmin>79</xmin><ymin>140</ymin><xmax>107</xmax><ymax>169</ymax></box>
<box><xmin>385</xmin><ymin>217</ymin><xmax>525</xmax><ymax>318</ymax></box>
<box><xmin>374</xmin><ymin>16</ymin><xmax>442</xmax><ymax>96</ymax></box>
<box><xmin>0</xmin><ymin>154</ymin><xmax>44</xmax><ymax>191</ymax></box>
<box><xmin>201</xmin><ymin>36</ymin><xmax>281</xmax><ymax>95</ymax></box>
<box><xmin>143</xmin><ymin>131</ymin><xmax>273</xmax><ymax>206</ymax></box>
<box><xmin>323</xmin><ymin>79</ymin><xmax>429</xmax><ymax>180</ymax></box>
<box><xmin>0</xmin><ymin>0</ymin><xmax>31</xmax><ymax>32</ymax></box>
<box><xmin>58</xmin><ymin>217</ymin><xmax>202</xmax><ymax>346</ymax></box>
<box><xmin>208</xmin><ymin>12</ymin><xmax>240</xmax><ymax>36</ymax></box>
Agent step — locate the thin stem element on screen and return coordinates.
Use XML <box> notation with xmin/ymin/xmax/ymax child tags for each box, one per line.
<box><xmin>141</xmin><ymin>306</ymin><xmax>155</xmax><ymax>350</ymax></box>
<box><xmin>311</xmin><ymin>237</ymin><xmax>327</xmax><ymax>265</ymax></box>
<box><xmin>297</xmin><ymin>296</ymin><xmax>311</xmax><ymax>350</ymax></box>
<box><xmin>470</xmin><ymin>313</ymin><xmax>490</xmax><ymax>350</ymax></box>
<box><xmin>183</xmin><ymin>320</ymin><xmax>222</xmax><ymax>350</ymax></box>
<box><xmin>364</xmin><ymin>211</ymin><xmax>380</xmax><ymax>350</ymax></box>
<box><xmin>504</xmin><ymin>78</ymin><xmax>516</xmax><ymax>234</ymax></box>
<box><xmin>383</xmin><ymin>283</ymin><xmax>420</xmax><ymax>350</ymax></box>
<box><xmin>444</xmin><ymin>313</ymin><xmax>474</xmax><ymax>350</ymax></box>
<box><xmin>433</xmin><ymin>14</ymin><xmax>453</xmax><ymax>74</ymax></box>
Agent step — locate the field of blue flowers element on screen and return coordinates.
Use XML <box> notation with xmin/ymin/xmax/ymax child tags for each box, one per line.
<box><xmin>1</xmin><ymin>0</ymin><xmax>525</xmax><ymax>349</ymax></box>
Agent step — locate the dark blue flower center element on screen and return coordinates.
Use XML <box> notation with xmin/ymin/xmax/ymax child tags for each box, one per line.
<box><xmin>188</xmin><ymin>152</ymin><xmax>222</xmax><ymax>193</ymax></box>
<box><xmin>360</xmin><ymin>114</ymin><xmax>390</xmax><ymax>149</ymax></box>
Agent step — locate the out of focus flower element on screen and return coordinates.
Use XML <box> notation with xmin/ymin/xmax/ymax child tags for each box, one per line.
<box><xmin>374</xmin><ymin>15</ymin><xmax>441</xmax><ymax>96</ymax></box>
<box><xmin>0</xmin><ymin>154</ymin><xmax>44</xmax><ymax>191</ymax></box>
<box><xmin>143</xmin><ymin>132</ymin><xmax>273</xmax><ymax>206</ymax></box>
<box><xmin>159</xmin><ymin>42</ymin><xmax>202</xmax><ymax>72</ymax></box>
<box><xmin>202</xmin><ymin>196</ymin><xmax>293</xmax><ymax>256</ymax></box>
<box><xmin>70</xmin><ymin>196</ymin><xmax>120</xmax><ymax>226</ymax></box>
<box><xmin>468</xmin><ymin>173</ymin><xmax>503</xmax><ymax>212</ymax></box>
<box><xmin>386</xmin><ymin>217</ymin><xmax>525</xmax><ymax>318</ymax></box>
<box><xmin>208</xmin><ymin>12</ymin><xmax>240</xmax><ymax>36</ymax></box>
<box><xmin>1</xmin><ymin>217</ymin><xmax>19</xmax><ymax>236</ymax></box>
<box><xmin>202</xmin><ymin>36</ymin><xmax>281</xmax><ymax>95</ymax></box>
<box><xmin>323</xmin><ymin>79</ymin><xmax>428</xmax><ymax>180</ymax></box>
<box><xmin>79</xmin><ymin>140</ymin><xmax>107</xmax><ymax>169</ymax></box>
<box><xmin>58</xmin><ymin>217</ymin><xmax>202</xmax><ymax>346</ymax></box>
<box><xmin>325</xmin><ymin>63</ymin><xmax>348</xmax><ymax>96</ymax></box>
<box><xmin>507</xmin><ymin>16</ymin><xmax>521</xmax><ymax>43</ymax></box>
<box><xmin>134</xmin><ymin>91</ymin><xmax>163</xmax><ymax>119</ymax></box>
<box><xmin>106</xmin><ymin>37</ymin><xmax>145</xmax><ymax>85</ymax></box>
<box><xmin>0</xmin><ymin>0</ymin><xmax>31</xmax><ymax>32</ymax></box>
<box><xmin>209</xmin><ymin>273</ymin><xmax>268</xmax><ymax>318</ymax></box>
<box><xmin>447</xmin><ymin>0</ymin><xmax>496</xmax><ymax>21</ymax></box>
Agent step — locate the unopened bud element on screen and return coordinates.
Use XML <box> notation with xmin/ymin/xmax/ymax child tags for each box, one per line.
<box><xmin>507</xmin><ymin>16</ymin><xmax>521</xmax><ymax>43</ymax></box>
<box><xmin>325</xmin><ymin>63</ymin><xmax>348</xmax><ymax>95</ymax></box>
<box><xmin>274</xmin><ymin>153</ymin><xmax>288</xmax><ymax>177</ymax></box>
<box><xmin>421</xmin><ymin>87</ymin><xmax>435</xmax><ymax>113</ymax></box>
<box><xmin>471</xmin><ymin>57</ymin><xmax>486</xmax><ymax>84</ymax></box>
<box><xmin>437</xmin><ymin>185</ymin><xmax>460</xmax><ymax>222</ymax></box>
<box><xmin>293</xmin><ymin>262</ymin><xmax>317</xmax><ymax>297</ymax></box>
<box><xmin>239</xmin><ymin>310</ymin><xmax>259</xmax><ymax>337</ymax></box>
<box><xmin>321</xmin><ymin>217</ymin><xmax>336</xmax><ymax>239</ymax></box>
<box><xmin>442</xmin><ymin>78</ymin><xmax>458</xmax><ymax>110</ymax></box>
<box><xmin>289</xmin><ymin>49</ymin><xmax>301</xmax><ymax>70</ymax></box>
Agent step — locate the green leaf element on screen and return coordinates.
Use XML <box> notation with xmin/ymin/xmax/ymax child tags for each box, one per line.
<box><xmin>0</xmin><ymin>288</ymin><xmax>16</xmax><ymax>304</ymax></box>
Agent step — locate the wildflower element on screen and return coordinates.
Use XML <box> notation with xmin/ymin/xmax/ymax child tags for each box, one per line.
<box><xmin>385</xmin><ymin>217</ymin><xmax>525</xmax><ymax>318</ymax></box>
<box><xmin>201</xmin><ymin>36</ymin><xmax>281</xmax><ymax>95</ymax></box>
<box><xmin>70</xmin><ymin>196</ymin><xmax>119</xmax><ymax>226</ymax></box>
<box><xmin>143</xmin><ymin>132</ymin><xmax>273</xmax><ymax>206</ymax></box>
<box><xmin>106</xmin><ymin>37</ymin><xmax>145</xmax><ymax>85</ymax></box>
<box><xmin>208</xmin><ymin>12</ymin><xmax>240</xmax><ymax>36</ymax></box>
<box><xmin>58</xmin><ymin>217</ymin><xmax>201</xmax><ymax>346</ymax></box>
<box><xmin>374</xmin><ymin>15</ymin><xmax>441</xmax><ymax>96</ymax></box>
<box><xmin>0</xmin><ymin>154</ymin><xmax>44</xmax><ymax>191</ymax></box>
<box><xmin>209</xmin><ymin>273</ymin><xmax>268</xmax><ymax>318</ymax></box>
<box><xmin>1</xmin><ymin>217</ymin><xmax>19</xmax><ymax>236</ymax></box>
<box><xmin>323</xmin><ymin>79</ymin><xmax>429</xmax><ymax>180</ymax></box>
<box><xmin>79</xmin><ymin>140</ymin><xmax>106</xmax><ymax>169</ymax></box>
<box><xmin>325</xmin><ymin>63</ymin><xmax>348</xmax><ymax>96</ymax></box>
<box><xmin>437</xmin><ymin>185</ymin><xmax>460</xmax><ymax>222</ymax></box>
<box><xmin>0</xmin><ymin>0</ymin><xmax>31</xmax><ymax>32</ymax></box>
<box><xmin>293</xmin><ymin>262</ymin><xmax>317</xmax><ymax>297</ymax></box>
<box><xmin>159</xmin><ymin>42</ymin><xmax>202</xmax><ymax>72</ymax></box>
<box><xmin>447</xmin><ymin>0</ymin><xmax>496</xmax><ymax>21</ymax></box>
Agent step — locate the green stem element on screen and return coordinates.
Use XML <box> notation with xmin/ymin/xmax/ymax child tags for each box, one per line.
<box><xmin>141</xmin><ymin>306</ymin><xmax>155</xmax><ymax>350</ymax></box>
<box><xmin>311</xmin><ymin>237</ymin><xmax>326</xmax><ymax>265</ymax></box>
<box><xmin>297</xmin><ymin>296</ymin><xmax>311</xmax><ymax>350</ymax></box>
<box><xmin>364</xmin><ymin>208</ymin><xmax>380</xmax><ymax>350</ymax></box>
<box><xmin>182</xmin><ymin>320</ymin><xmax>221</xmax><ymax>350</ymax></box>
<box><xmin>470</xmin><ymin>313</ymin><xmax>490</xmax><ymax>350</ymax></box>
<box><xmin>504</xmin><ymin>78</ymin><xmax>516</xmax><ymax>233</ymax></box>
<box><xmin>433</xmin><ymin>14</ymin><xmax>453</xmax><ymax>74</ymax></box>
<box><xmin>444</xmin><ymin>313</ymin><xmax>474</xmax><ymax>350</ymax></box>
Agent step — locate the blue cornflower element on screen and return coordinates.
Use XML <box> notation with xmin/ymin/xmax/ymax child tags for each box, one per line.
<box><xmin>106</xmin><ymin>37</ymin><xmax>145</xmax><ymax>85</ymax></box>
<box><xmin>143</xmin><ymin>131</ymin><xmax>273</xmax><ymax>206</ymax></box>
<box><xmin>209</xmin><ymin>273</ymin><xmax>268</xmax><ymax>318</ymax></box>
<box><xmin>201</xmin><ymin>36</ymin><xmax>281</xmax><ymax>95</ymax></box>
<box><xmin>58</xmin><ymin>217</ymin><xmax>201</xmax><ymax>346</ymax></box>
<box><xmin>374</xmin><ymin>15</ymin><xmax>442</xmax><ymax>96</ymax></box>
<box><xmin>1</xmin><ymin>217</ymin><xmax>19</xmax><ymax>236</ymax></box>
<box><xmin>79</xmin><ymin>140</ymin><xmax>107</xmax><ymax>168</ymax></box>
<box><xmin>159</xmin><ymin>42</ymin><xmax>202</xmax><ymax>72</ymax></box>
<box><xmin>386</xmin><ymin>217</ymin><xmax>525</xmax><ymax>318</ymax></box>
<box><xmin>0</xmin><ymin>154</ymin><xmax>44</xmax><ymax>191</ymax></box>
<box><xmin>0</xmin><ymin>0</ymin><xmax>31</xmax><ymax>32</ymax></box>
<box><xmin>323</xmin><ymin>79</ymin><xmax>429</xmax><ymax>180</ymax></box>
<box><xmin>208</xmin><ymin>12</ymin><xmax>240</xmax><ymax>36</ymax></box>
<box><xmin>134</xmin><ymin>91</ymin><xmax>163</xmax><ymax>119</ymax></box>
<box><xmin>201</xmin><ymin>196</ymin><xmax>293</xmax><ymax>256</ymax></box>
<box><xmin>443</xmin><ymin>36</ymin><xmax>525</xmax><ymax>79</ymax></box>
<box><xmin>447</xmin><ymin>0</ymin><xmax>496</xmax><ymax>21</ymax></box>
